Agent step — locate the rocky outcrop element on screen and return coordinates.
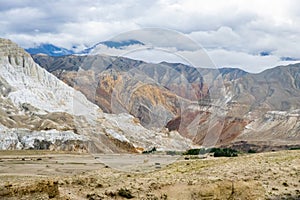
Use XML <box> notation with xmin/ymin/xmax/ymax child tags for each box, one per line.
<box><xmin>236</xmin><ymin>110</ymin><xmax>300</xmax><ymax>144</ymax></box>
<box><xmin>0</xmin><ymin>126</ymin><xmax>89</xmax><ymax>151</ymax></box>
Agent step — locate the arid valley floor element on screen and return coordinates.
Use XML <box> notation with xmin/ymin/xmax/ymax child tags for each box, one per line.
<box><xmin>0</xmin><ymin>150</ymin><xmax>299</xmax><ymax>200</ymax></box>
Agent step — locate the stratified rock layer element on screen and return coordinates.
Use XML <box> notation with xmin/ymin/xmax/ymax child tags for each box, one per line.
<box><xmin>32</xmin><ymin>52</ymin><xmax>300</xmax><ymax>149</ymax></box>
<box><xmin>0</xmin><ymin>38</ymin><xmax>194</xmax><ymax>152</ymax></box>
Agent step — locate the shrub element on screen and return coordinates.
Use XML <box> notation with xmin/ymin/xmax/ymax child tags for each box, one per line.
<box><xmin>142</xmin><ymin>147</ymin><xmax>157</xmax><ymax>154</ymax></box>
<box><xmin>212</xmin><ymin>148</ymin><xmax>238</xmax><ymax>157</ymax></box>
<box><xmin>166</xmin><ymin>151</ymin><xmax>179</xmax><ymax>155</ymax></box>
<box><xmin>248</xmin><ymin>149</ymin><xmax>256</xmax><ymax>154</ymax></box>
<box><xmin>282</xmin><ymin>182</ymin><xmax>289</xmax><ymax>187</ymax></box>
<box><xmin>289</xmin><ymin>147</ymin><xmax>300</xmax><ymax>150</ymax></box>
<box><xmin>118</xmin><ymin>188</ymin><xmax>134</xmax><ymax>199</ymax></box>
<box><xmin>183</xmin><ymin>148</ymin><xmax>238</xmax><ymax>157</ymax></box>
<box><xmin>183</xmin><ymin>148</ymin><xmax>209</xmax><ymax>155</ymax></box>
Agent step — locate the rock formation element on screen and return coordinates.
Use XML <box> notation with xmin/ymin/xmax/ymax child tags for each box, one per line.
<box><xmin>0</xmin><ymin>38</ymin><xmax>194</xmax><ymax>152</ymax></box>
<box><xmin>32</xmin><ymin>53</ymin><xmax>300</xmax><ymax>150</ymax></box>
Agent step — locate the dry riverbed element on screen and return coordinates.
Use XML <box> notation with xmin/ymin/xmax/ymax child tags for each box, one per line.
<box><xmin>0</xmin><ymin>150</ymin><xmax>299</xmax><ymax>199</ymax></box>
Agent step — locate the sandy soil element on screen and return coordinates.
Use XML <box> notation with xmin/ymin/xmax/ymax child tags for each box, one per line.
<box><xmin>0</xmin><ymin>150</ymin><xmax>299</xmax><ymax>199</ymax></box>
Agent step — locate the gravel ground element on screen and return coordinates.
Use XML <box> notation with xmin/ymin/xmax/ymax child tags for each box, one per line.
<box><xmin>0</xmin><ymin>150</ymin><xmax>299</xmax><ymax>199</ymax></box>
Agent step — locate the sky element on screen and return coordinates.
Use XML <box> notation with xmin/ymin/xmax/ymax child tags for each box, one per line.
<box><xmin>1</xmin><ymin>0</ymin><xmax>300</xmax><ymax>73</ymax></box>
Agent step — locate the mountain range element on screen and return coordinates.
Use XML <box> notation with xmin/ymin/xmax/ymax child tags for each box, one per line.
<box><xmin>31</xmin><ymin>51</ymin><xmax>300</xmax><ymax>152</ymax></box>
<box><xmin>0</xmin><ymin>38</ymin><xmax>299</xmax><ymax>153</ymax></box>
<box><xmin>25</xmin><ymin>39</ymin><xmax>144</xmax><ymax>56</ymax></box>
<box><xmin>0</xmin><ymin>38</ymin><xmax>193</xmax><ymax>152</ymax></box>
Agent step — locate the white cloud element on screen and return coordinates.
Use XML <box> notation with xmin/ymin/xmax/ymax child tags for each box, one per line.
<box><xmin>206</xmin><ymin>49</ymin><xmax>300</xmax><ymax>73</ymax></box>
<box><xmin>0</xmin><ymin>0</ymin><xmax>300</xmax><ymax>72</ymax></box>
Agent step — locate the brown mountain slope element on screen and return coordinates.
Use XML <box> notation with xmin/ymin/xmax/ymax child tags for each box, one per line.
<box><xmin>0</xmin><ymin>38</ymin><xmax>193</xmax><ymax>152</ymax></box>
<box><xmin>32</xmin><ymin>54</ymin><xmax>300</xmax><ymax>149</ymax></box>
<box><xmin>32</xmin><ymin>55</ymin><xmax>210</xmax><ymax>129</ymax></box>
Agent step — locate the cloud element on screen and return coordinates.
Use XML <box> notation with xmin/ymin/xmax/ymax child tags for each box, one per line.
<box><xmin>207</xmin><ymin>49</ymin><xmax>285</xmax><ymax>73</ymax></box>
<box><xmin>137</xmin><ymin>0</ymin><xmax>258</xmax><ymax>33</ymax></box>
<box><xmin>0</xmin><ymin>0</ymin><xmax>300</xmax><ymax>72</ymax></box>
<box><xmin>87</xmin><ymin>43</ymin><xmax>300</xmax><ymax>73</ymax></box>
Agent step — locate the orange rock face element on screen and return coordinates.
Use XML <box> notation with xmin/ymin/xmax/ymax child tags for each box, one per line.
<box><xmin>32</xmin><ymin>54</ymin><xmax>300</xmax><ymax>148</ymax></box>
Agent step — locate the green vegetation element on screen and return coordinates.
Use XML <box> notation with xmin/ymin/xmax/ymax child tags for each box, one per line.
<box><xmin>247</xmin><ymin>149</ymin><xmax>257</xmax><ymax>153</ymax></box>
<box><xmin>183</xmin><ymin>148</ymin><xmax>239</xmax><ymax>157</ymax></box>
<box><xmin>142</xmin><ymin>147</ymin><xmax>157</xmax><ymax>154</ymax></box>
<box><xmin>165</xmin><ymin>151</ymin><xmax>181</xmax><ymax>155</ymax></box>
<box><xmin>211</xmin><ymin>148</ymin><xmax>238</xmax><ymax>157</ymax></box>
<box><xmin>183</xmin><ymin>148</ymin><xmax>210</xmax><ymax>155</ymax></box>
<box><xmin>289</xmin><ymin>147</ymin><xmax>300</xmax><ymax>150</ymax></box>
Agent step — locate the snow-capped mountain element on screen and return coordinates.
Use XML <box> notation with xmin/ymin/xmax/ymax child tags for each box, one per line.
<box><xmin>25</xmin><ymin>40</ymin><xmax>144</xmax><ymax>56</ymax></box>
<box><xmin>25</xmin><ymin>43</ymin><xmax>74</xmax><ymax>56</ymax></box>
<box><xmin>80</xmin><ymin>39</ymin><xmax>144</xmax><ymax>54</ymax></box>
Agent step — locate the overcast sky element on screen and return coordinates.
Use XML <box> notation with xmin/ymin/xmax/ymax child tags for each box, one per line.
<box><xmin>1</xmin><ymin>0</ymin><xmax>300</xmax><ymax>72</ymax></box>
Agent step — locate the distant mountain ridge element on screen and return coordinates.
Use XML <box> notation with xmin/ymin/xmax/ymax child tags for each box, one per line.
<box><xmin>80</xmin><ymin>39</ymin><xmax>144</xmax><ymax>54</ymax></box>
<box><xmin>26</xmin><ymin>44</ymin><xmax>74</xmax><ymax>56</ymax></box>
<box><xmin>25</xmin><ymin>39</ymin><xmax>144</xmax><ymax>56</ymax></box>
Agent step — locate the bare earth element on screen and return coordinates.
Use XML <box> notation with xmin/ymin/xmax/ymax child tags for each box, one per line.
<box><xmin>0</xmin><ymin>150</ymin><xmax>299</xmax><ymax>200</ymax></box>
